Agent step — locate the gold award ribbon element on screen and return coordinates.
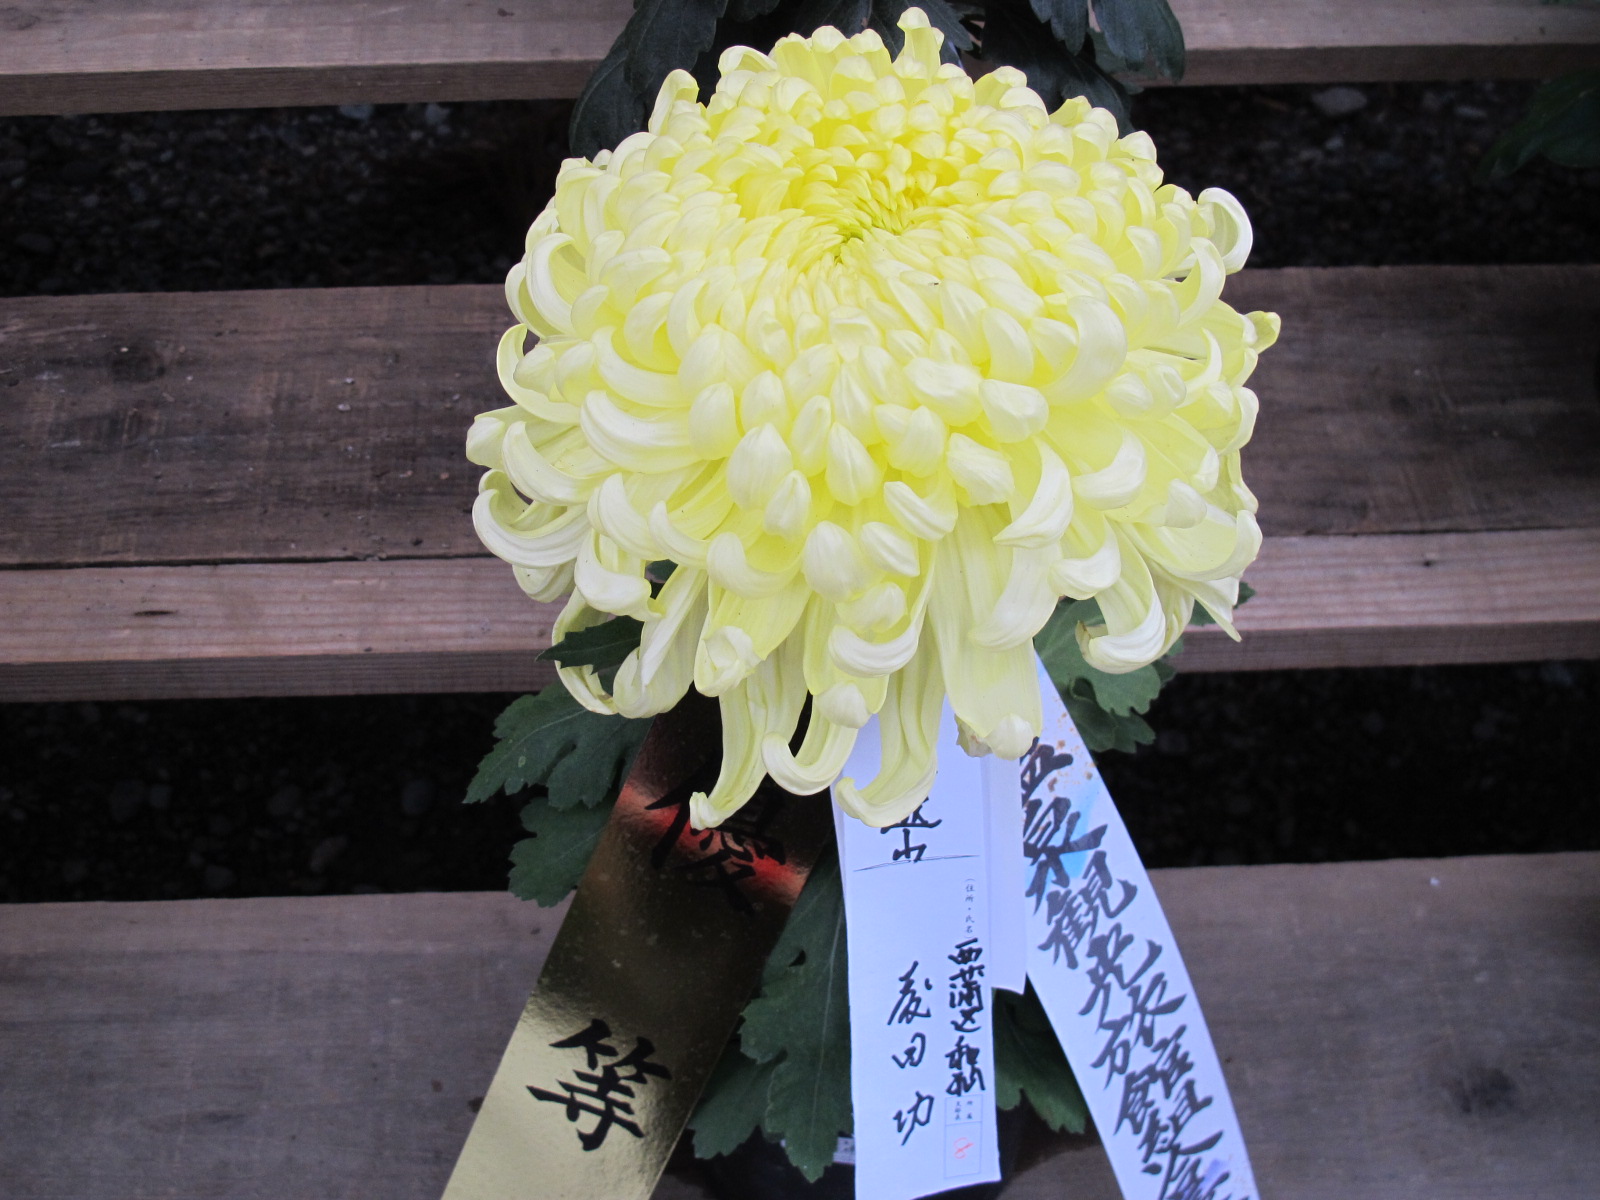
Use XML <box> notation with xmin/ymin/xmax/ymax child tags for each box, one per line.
<box><xmin>444</xmin><ymin>698</ymin><xmax>833</xmax><ymax>1200</ymax></box>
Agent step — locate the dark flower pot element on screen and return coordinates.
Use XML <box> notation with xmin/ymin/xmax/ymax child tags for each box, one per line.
<box><xmin>701</xmin><ymin>1106</ymin><xmax>1027</xmax><ymax>1200</ymax></box>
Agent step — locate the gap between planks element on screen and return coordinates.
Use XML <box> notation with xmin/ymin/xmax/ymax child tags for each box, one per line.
<box><xmin>0</xmin><ymin>0</ymin><xmax>1598</xmax><ymax>115</ymax></box>
<box><xmin>2</xmin><ymin>853</ymin><xmax>1596</xmax><ymax>1199</ymax></box>
<box><xmin>1</xmin><ymin>527</ymin><xmax>1597</xmax><ymax>702</ymax></box>
<box><xmin>3</xmin><ymin>266</ymin><xmax>1598</xmax><ymax>698</ymax></box>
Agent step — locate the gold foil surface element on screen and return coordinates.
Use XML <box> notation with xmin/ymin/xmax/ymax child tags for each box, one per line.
<box><xmin>443</xmin><ymin>698</ymin><xmax>833</xmax><ymax>1200</ymax></box>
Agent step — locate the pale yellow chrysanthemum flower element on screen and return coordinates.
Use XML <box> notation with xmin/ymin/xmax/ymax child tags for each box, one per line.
<box><xmin>467</xmin><ymin>8</ymin><xmax>1278</xmax><ymax>828</ymax></box>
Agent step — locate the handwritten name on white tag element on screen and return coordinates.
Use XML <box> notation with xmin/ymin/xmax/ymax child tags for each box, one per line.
<box><xmin>1024</xmin><ymin>659</ymin><xmax>1257</xmax><ymax>1200</ymax></box>
<box><xmin>835</xmin><ymin>704</ymin><xmax>1001</xmax><ymax>1200</ymax></box>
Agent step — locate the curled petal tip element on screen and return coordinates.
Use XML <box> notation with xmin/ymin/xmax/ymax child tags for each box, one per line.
<box><xmin>467</xmin><ymin>10</ymin><xmax>1272</xmax><ymax>826</ymax></box>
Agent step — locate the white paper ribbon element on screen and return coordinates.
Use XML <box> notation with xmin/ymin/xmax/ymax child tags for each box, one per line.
<box><xmin>1024</xmin><ymin>658</ymin><xmax>1256</xmax><ymax>1199</ymax></box>
<box><xmin>833</xmin><ymin>658</ymin><xmax>1256</xmax><ymax>1200</ymax></box>
<box><xmin>835</xmin><ymin>702</ymin><xmax>1003</xmax><ymax>1200</ymax></box>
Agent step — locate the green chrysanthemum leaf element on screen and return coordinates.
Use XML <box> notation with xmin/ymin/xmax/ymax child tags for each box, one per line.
<box><xmin>464</xmin><ymin>687</ymin><xmax>649</xmax><ymax>809</ymax></box>
<box><xmin>540</xmin><ymin>615</ymin><xmax>646</xmax><ymax>689</ymax></box>
<box><xmin>688</xmin><ymin>1043</ymin><xmax>781</xmax><ymax>1158</ymax></box>
<box><xmin>994</xmin><ymin>985</ymin><xmax>1088</xmax><ymax>1132</ymax></box>
<box><xmin>508</xmin><ymin>799</ymin><xmax>615</xmax><ymax>906</ymax></box>
<box><xmin>731</xmin><ymin>848</ymin><xmax>852</xmax><ymax>1180</ymax></box>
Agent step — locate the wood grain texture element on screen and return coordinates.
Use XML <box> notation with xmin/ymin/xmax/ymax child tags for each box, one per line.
<box><xmin>4</xmin><ymin>267</ymin><xmax>1597</xmax><ymax>571</ymax></box>
<box><xmin>2</xmin><ymin>854</ymin><xmax>1595</xmax><ymax>1198</ymax></box>
<box><xmin>1178</xmin><ymin>527</ymin><xmax>1600</xmax><ymax>672</ymax></box>
<box><xmin>1</xmin><ymin>285</ymin><xmax>503</xmax><ymax>568</ymax></box>
<box><xmin>1166</xmin><ymin>0</ymin><xmax>1600</xmax><ymax>86</ymax></box>
<box><xmin>1229</xmin><ymin>265</ymin><xmax>1600</xmax><ymax>540</ymax></box>
<box><xmin>1002</xmin><ymin>853</ymin><xmax>1600</xmax><ymax>1200</ymax></box>
<box><xmin>2</xmin><ymin>527</ymin><xmax>1598</xmax><ymax>701</ymax></box>
<box><xmin>2</xmin><ymin>265</ymin><xmax>1598</xmax><ymax>698</ymax></box>
<box><xmin>0</xmin><ymin>559</ymin><xmax>559</xmax><ymax>700</ymax></box>
<box><xmin>0</xmin><ymin>0</ymin><xmax>1597</xmax><ymax>116</ymax></box>
<box><xmin>0</xmin><ymin>0</ymin><xmax>624</xmax><ymax>116</ymax></box>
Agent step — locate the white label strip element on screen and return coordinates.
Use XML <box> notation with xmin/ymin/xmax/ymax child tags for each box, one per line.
<box><xmin>1024</xmin><ymin>658</ymin><xmax>1257</xmax><ymax>1200</ymax></box>
<box><xmin>835</xmin><ymin>704</ymin><xmax>1001</xmax><ymax>1200</ymax></box>
<box><xmin>982</xmin><ymin>753</ymin><xmax>1027</xmax><ymax>996</ymax></box>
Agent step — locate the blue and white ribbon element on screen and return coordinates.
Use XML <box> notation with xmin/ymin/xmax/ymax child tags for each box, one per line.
<box><xmin>833</xmin><ymin>657</ymin><xmax>1256</xmax><ymax>1200</ymax></box>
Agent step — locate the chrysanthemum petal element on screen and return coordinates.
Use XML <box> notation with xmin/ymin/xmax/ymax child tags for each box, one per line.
<box><xmin>927</xmin><ymin>511</ymin><xmax>1043</xmax><ymax>745</ymax></box>
<box><xmin>472</xmin><ymin>475</ymin><xmax>589</xmax><ymax>568</ymax></box>
<box><xmin>833</xmin><ymin>641</ymin><xmax>943</xmax><ymax>826</ymax></box>
<box><xmin>996</xmin><ymin>444</ymin><xmax>1074</xmax><ymax>548</ymax></box>
<box><xmin>550</xmin><ymin>592</ymin><xmax>623</xmax><ymax>715</ymax></box>
<box><xmin>468</xmin><ymin>8</ymin><xmax>1273</xmax><ymax>826</ymax></box>
<box><xmin>764</xmin><ymin>710</ymin><xmax>859</xmax><ymax>794</ymax></box>
<box><xmin>692</xmin><ymin>641</ymin><xmax>807</xmax><ymax>826</ymax></box>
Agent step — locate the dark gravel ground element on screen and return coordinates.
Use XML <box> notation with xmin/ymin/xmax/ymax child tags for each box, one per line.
<box><xmin>2</xmin><ymin>80</ymin><xmax>1597</xmax><ymax>903</ymax></box>
<box><xmin>3</xmin><ymin>80</ymin><xmax>1596</xmax><ymax>302</ymax></box>
<box><xmin>3</xmin><ymin>661</ymin><xmax>1596</xmax><ymax>904</ymax></box>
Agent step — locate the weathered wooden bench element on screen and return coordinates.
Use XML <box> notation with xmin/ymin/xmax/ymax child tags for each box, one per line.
<box><xmin>2</xmin><ymin>2</ymin><xmax>1598</xmax><ymax>1197</ymax></box>
<box><xmin>3</xmin><ymin>265</ymin><xmax>1597</xmax><ymax>700</ymax></box>
<box><xmin>4</xmin><ymin>854</ymin><xmax>1596</xmax><ymax>1197</ymax></box>
<box><xmin>2</xmin><ymin>0</ymin><xmax>1598</xmax><ymax>116</ymax></box>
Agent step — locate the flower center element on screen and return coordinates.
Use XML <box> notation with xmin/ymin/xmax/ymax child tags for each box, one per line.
<box><xmin>835</xmin><ymin>174</ymin><xmax>927</xmax><ymax>238</ymax></box>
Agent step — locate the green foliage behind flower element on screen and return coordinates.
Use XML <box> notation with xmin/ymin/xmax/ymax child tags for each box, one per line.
<box><xmin>1481</xmin><ymin>71</ymin><xmax>1600</xmax><ymax>179</ymax></box>
<box><xmin>469</xmin><ymin>581</ymin><xmax>1225</xmax><ymax>909</ymax></box>
<box><xmin>572</xmin><ymin>0</ymin><xmax>1188</xmax><ymax>159</ymax></box>
<box><xmin>461</xmin><ymin>1</ymin><xmax>1258</xmax><ymax>1172</ymax></box>
<box><xmin>462</xmin><ymin>584</ymin><xmax>1224</xmax><ymax>1174</ymax></box>
<box><xmin>463</xmin><ymin>685</ymin><xmax>650</xmax><ymax>904</ymax></box>
<box><xmin>473</xmin><ymin>12</ymin><xmax>1272</xmax><ymax>833</ymax></box>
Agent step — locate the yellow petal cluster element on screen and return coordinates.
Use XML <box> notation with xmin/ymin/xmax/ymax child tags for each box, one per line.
<box><xmin>467</xmin><ymin>9</ymin><xmax>1278</xmax><ymax>829</ymax></box>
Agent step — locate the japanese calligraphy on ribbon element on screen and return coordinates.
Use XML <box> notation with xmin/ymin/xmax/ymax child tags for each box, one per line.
<box><xmin>834</xmin><ymin>703</ymin><xmax>1003</xmax><ymax>1200</ymax></box>
<box><xmin>835</xmin><ymin>660</ymin><xmax>1253</xmax><ymax>1200</ymax></box>
<box><xmin>443</xmin><ymin>702</ymin><xmax>832</xmax><ymax>1200</ymax></box>
<box><xmin>1023</xmin><ymin>658</ymin><xmax>1256</xmax><ymax>1200</ymax></box>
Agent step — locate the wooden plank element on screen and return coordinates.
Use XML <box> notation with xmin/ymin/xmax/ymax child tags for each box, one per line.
<box><xmin>5</xmin><ymin>267</ymin><xmax>1598</xmax><ymax>572</ymax></box>
<box><xmin>2</xmin><ymin>854</ymin><xmax>1595</xmax><ymax>1198</ymax></box>
<box><xmin>1</xmin><ymin>0</ymin><xmax>1597</xmax><ymax>117</ymax></box>
<box><xmin>1234</xmin><ymin>266</ymin><xmax>1600</xmax><ymax>541</ymax></box>
<box><xmin>1167</xmin><ymin>0</ymin><xmax>1600</xmax><ymax>86</ymax></box>
<box><xmin>1003</xmin><ymin>853</ymin><xmax>1600</xmax><ymax>1200</ymax></box>
<box><xmin>0</xmin><ymin>891</ymin><xmax>576</xmax><ymax>1200</ymax></box>
<box><xmin>0</xmin><ymin>286</ymin><xmax>500</xmax><ymax>569</ymax></box>
<box><xmin>0</xmin><ymin>0</ymin><xmax>624</xmax><ymax>116</ymax></box>
<box><xmin>2</xmin><ymin>527</ymin><xmax>1597</xmax><ymax>701</ymax></box>
<box><xmin>0</xmin><ymin>559</ymin><xmax>560</xmax><ymax>701</ymax></box>
<box><xmin>2</xmin><ymin>264</ymin><xmax>1598</xmax><ymax>698</ymax></box>
<box><xmin>1179</xmin><ymin>527</ymin><xmax>1600</xmax><ymax>672</ymax></box>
